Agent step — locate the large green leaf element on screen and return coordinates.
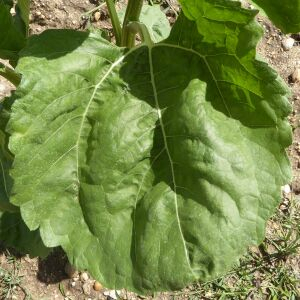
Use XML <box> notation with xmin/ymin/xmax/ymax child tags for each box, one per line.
<box><xmin>7</xmin><ymin>0</ymin><xmax>291</xmax><ymax>293</ymax></box>
<box><xmin>0</xmin><ymin>1</ymin><xmax>25</xmax><ymax>60</ymax></box>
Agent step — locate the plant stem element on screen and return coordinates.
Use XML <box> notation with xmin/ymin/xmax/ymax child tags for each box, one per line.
<box><xmin>121</xmin><ymin>0</ymin><xmax>144</xmax><ymax>48</ymax></box>
<box><xmin>0</xmin><ymin>63</ymin><xmax>21</xmax><ymax>87</ymax></box>
<box><xmin>126</xmin><ymin>22</ymin><xmax>153</xmax><ymax>47</ymax></box>
<box><xmin>105</xmin><ymin>0</ymin><xmax>122</xmax><ymax>46</ymax></box>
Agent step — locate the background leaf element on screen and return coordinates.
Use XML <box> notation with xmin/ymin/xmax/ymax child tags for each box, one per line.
<box><xmin>118</xmin><ymin>4</ymin><xmax>171</xmax><ymax>42</ymax></box>
<box><xmin>15</xmin><ymin>0</ymin><xmax>30</xmax><ymax>36</ymax></box>
<box><xmin>180</xmin><ymin>0</ymin><xmax>300</xmax><ymax>33</ymax></box>
<box><xmin>0</xmin><ymin>211</ymin><xmax>51</xmax><ymax>258</ymax></box>
<box><xmin>0</xmin><ymin>1</ymin><xmax>25</xmax><ymax>61</ymax></box>
<box><xmin>8</xmin><ymin>0</ymin><xmax>291</xmax><ymax>293</ymax></box>
<box><xmin>249</xmin><ymin>0</ymin><xmax>300</xmax><ymax>33</ymax></box>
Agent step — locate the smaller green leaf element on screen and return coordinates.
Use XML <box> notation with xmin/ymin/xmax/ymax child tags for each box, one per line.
<box><xmin>0</xmin><ymin>2</ymin><xmax>25</xmax><ymax>61</ymax></box>
<box><xmin>15</xmin><ymin>0</ymin><xmax>30</xmax><ymax>36</ymax></box>
<box><xmin>0</xmin><ymin>211</ymin><xmax>51</xmax><ymax>258</ymax></box>
<box><xmin>138</xmin><ymin>5</ymin><xmax>171</xmax><ymax>42</ymax></box>
<box><xmin>249</xmin><ymin>0</ymin><xmax>300</xmax><ymax>33</ymax></box>
<box><xmin>119</xmin><ymin>4</ymin><xmax>171</xmax><ymax>43</ymax></box>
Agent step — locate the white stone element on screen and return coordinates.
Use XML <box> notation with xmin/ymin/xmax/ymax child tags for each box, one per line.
<box><xmin>0</xmin><ymin>83</ymin><xmax>6</xmax><ymax>93</ymax></box>
<box><xmin>282</xmin><ymin>37</ymin><xmax>295</xmax><ymax>50</ymax></box>
<box><xmin>282</xmin><ymin>184</ymin><xmax>291</xmax><ymax>194</ymax></box>
<box><xmin>103</xmin><ymin>290</ymin><xmax>118</xmax><ymax>300</ymax></box>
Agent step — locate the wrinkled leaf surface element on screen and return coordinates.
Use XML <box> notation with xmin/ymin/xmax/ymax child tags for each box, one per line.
<box><xmin>0</xmin><ymin>100</ymin><xmax>50</xmax><ymax>257</ymax></box>
<box><xmin>8</xmin><ymin>0</ymin><xmax>291</xmax><ymax>293</ymax></box>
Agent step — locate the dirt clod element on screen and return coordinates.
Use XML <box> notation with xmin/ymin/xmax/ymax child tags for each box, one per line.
<box><xmin>82</xmin><ymin>282</ymin><xmax>92</xmax><ymax>295</ymax></box>
<box><xmin>80</xmin><ymin>271</ymin><xmax>89</xmax><ymax>282</ymax></box>
<box><xmin>292</xmin><ymin>68</ymin><xmax>300</xmax><ymax>83</ymax></box>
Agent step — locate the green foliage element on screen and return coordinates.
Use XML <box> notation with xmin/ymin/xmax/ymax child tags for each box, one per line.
<box><xmin>118</xmin><ymin>4</ymin><xmax>171</xmax><ymax>42</ymax></box>
<box><xmin>0</xmin><ymin>211</ymin><xmax>51</xmax><ymax>257</ymax></box>
<box><xmin>250</xmin><ymin>0</ymin><xmax>300</xmax><ymax>33</ymax></box>
<box><xmin>15</xmin><ymin>0</ymin><xmax>30</xmax><ymax>36</ymax></box>
<box><xmin>0</xmin><ymin>1</ymin><xmax>25</xmax><ymax>61</ymax></box>
<box><xmin>0</xmin><ymin>0</ymin><xmax>297</xmax><ymax>294</ymax></box>
<box><xmin>6</xmin><ymin>0</ymin><xmax>292</xmax><ymax>293</ymax></box>
<box><xmin>179</xmin><ymin>0</ymin><xmax>300</xmax><ymax>34</ymax></box>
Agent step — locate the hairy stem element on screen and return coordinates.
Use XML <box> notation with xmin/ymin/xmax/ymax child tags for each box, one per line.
<box><xmin>121</xmin><ymin>0</ymin><xmax>144</xmax><ymax>48</ymax></box>
<box><xmin>0</xmin><ymin>63</ymin><xmax>21</xmax><ymax>87</ymax></box>
<box><xmin>105</xmin><ymin>0</ymin><xmax>122</xmax><ymax>46</ymax></box>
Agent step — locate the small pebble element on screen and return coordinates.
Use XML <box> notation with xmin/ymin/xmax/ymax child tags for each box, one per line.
<box><xmin>291</xmin><ymin>68</ymin><xmax>300</xmax><ymax>83</ymax></box>
<box><xmin>103</xmin><ymin>290</ymin><xmax>119</xmax><ymax>300</ymax></box>
<box><xmin>80</xmin><ymin>272</ymin><xmax>89</xmax><ymax>282</ymax></box>
<box><xmin>0</xmin><ymin>83</ymin><xmax>6</xmax><ymax>93</ymax></box>
<box><xmin>93</xmin><ymin>281</ymin><xmax>103</xmax><ymax>291</ymax></box>
<box><xmin>282</xmin><ymin>184</ymin><xmax>291</xmax><ymax>194</ymax></box>
<box><xmin>282</xmin><ymin>37</ymin><xmax>295</xmax><ymax>50</ymax></box>
<box><xmin>94</xmin><ymin>11</ymin><xmax>101</xmax><ymax>22</ymax></box>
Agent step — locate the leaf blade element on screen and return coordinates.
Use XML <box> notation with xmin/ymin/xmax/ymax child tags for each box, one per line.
<box><xmin>8</xmin><ymin>0</ymin><xmax>291</xmax><ymax>293</ymax></box>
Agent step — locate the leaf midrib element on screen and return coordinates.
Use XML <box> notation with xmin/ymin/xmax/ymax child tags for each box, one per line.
<box><xmin>147</xmin><ymin>46</ymin><xmax>196</xmax><ymax>278</ymax></box>
<box><xmin>75</xmin><ymin>55</ymin><xmax>126</xmax><ymax>186</ymax></box>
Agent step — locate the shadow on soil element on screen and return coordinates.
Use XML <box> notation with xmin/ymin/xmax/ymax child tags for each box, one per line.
<box><xmin>0</xmin><ymin>245</ymin><xmax>69</xmax><ymax>284</ymax></box>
